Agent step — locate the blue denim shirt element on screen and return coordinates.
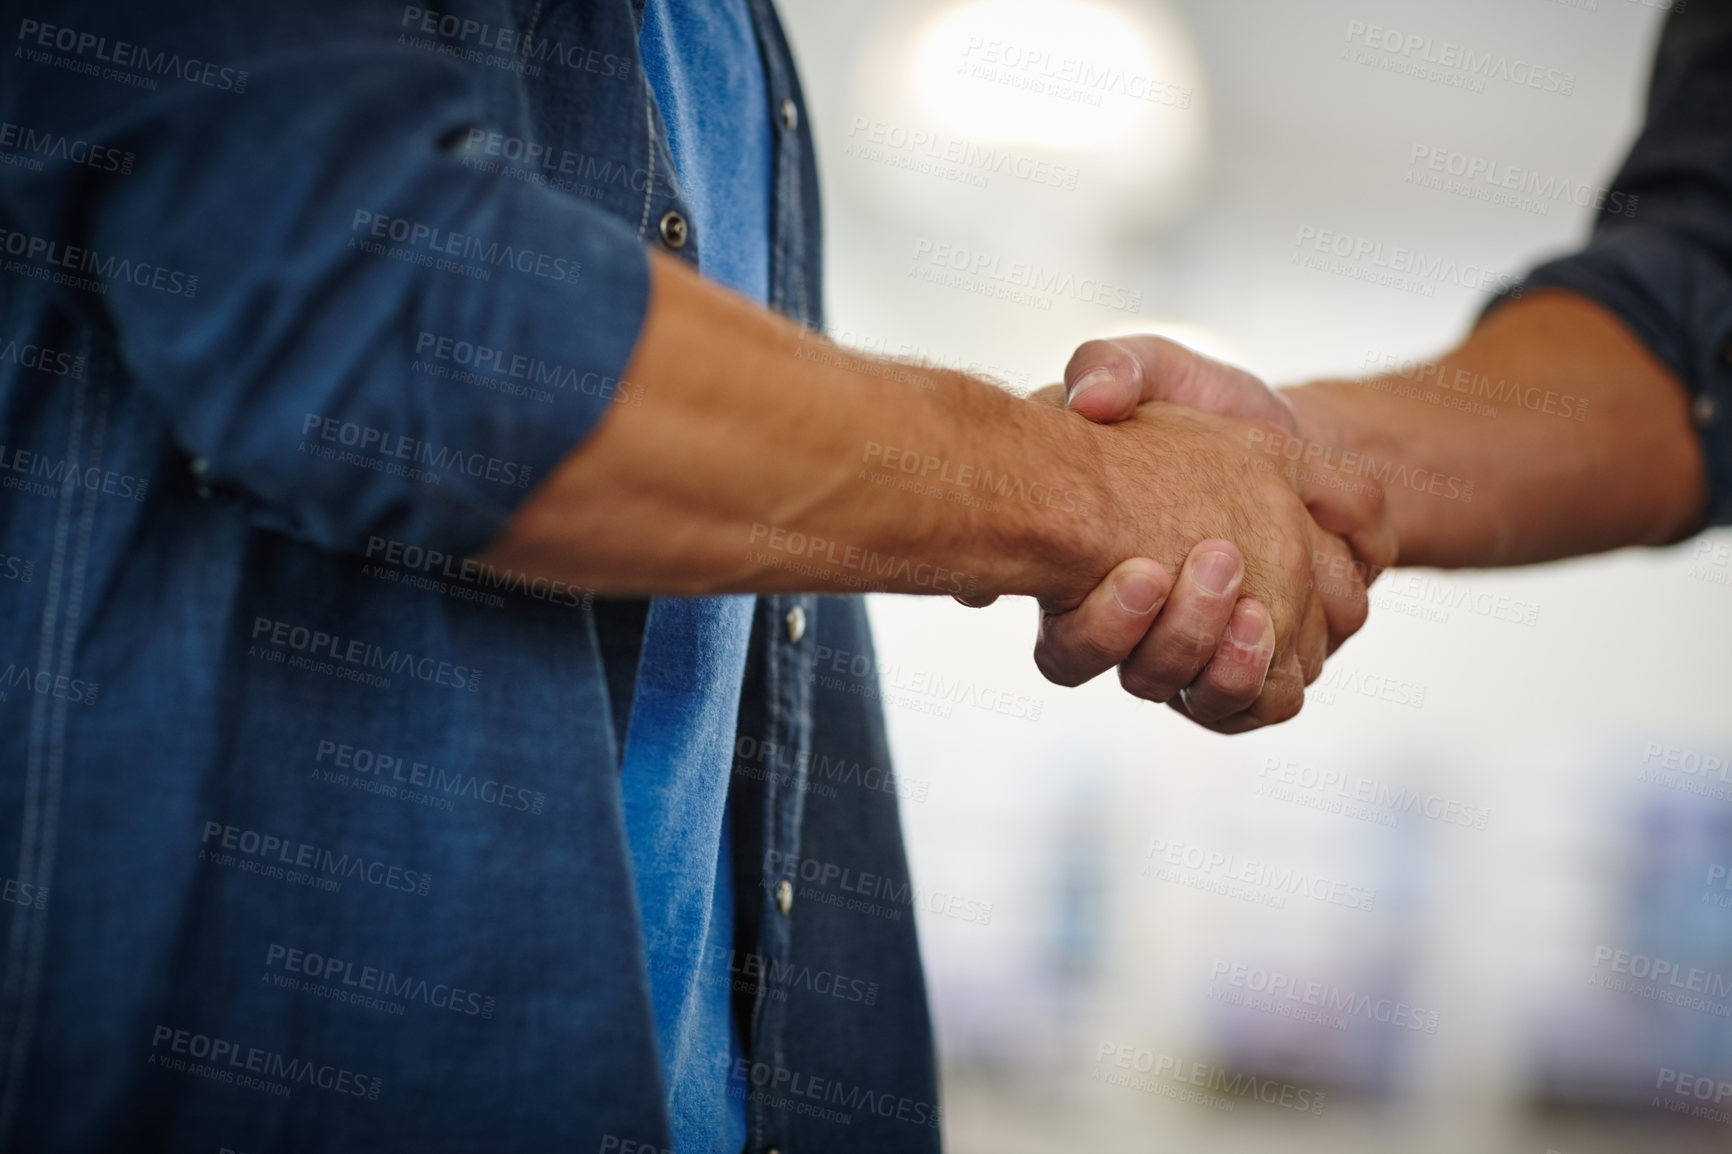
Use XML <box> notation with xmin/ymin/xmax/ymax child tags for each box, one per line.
<box><xmin>0</xmin><ymin>1</ymin><xmax>940</xmax><ymax>1151</ymax></box>
<box><xmin>1499</xmin><ymin>3</ymin><xmax>1732</xmax><ymax>524</ymax></box>
<box><xmin>623</xmin><ymin>1</ymin><xmax>769</xmax><ymax>1146</ymax></box>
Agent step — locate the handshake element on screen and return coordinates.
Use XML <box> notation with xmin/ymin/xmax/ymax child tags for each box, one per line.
<box><xmin>536</xmin><ymin>262</ymin><xmax>1679</xmax><ymax>737</ymax></box>
<box><xmin>979</xmin><ymin>333</ymin><xmax>1398</xmax><ymax>735</ymax></box>
<box><xmin>492</xmin><ymin>253</ymin><xmax>1432</xmax><ymax>739</ymax></box>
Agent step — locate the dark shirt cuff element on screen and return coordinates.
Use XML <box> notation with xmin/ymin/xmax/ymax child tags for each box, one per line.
<box><xmin>1486</xmin><ymin>229</ymin><xmax>1732</xmax><ymax>526</ymax></box>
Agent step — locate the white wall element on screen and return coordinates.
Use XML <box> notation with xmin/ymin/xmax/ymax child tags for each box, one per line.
<box><xmin>775</xmin><ymin>2</ymin><xmax>1732</xmax><ymax>1149</ymax></box>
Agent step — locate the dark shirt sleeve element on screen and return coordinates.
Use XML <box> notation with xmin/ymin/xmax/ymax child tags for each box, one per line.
<box><xmin>1</xmin><ymin>8</ymin><xmax>652</xmax><ymax>557</ymax></box>
<box><xmin>1492</xmin><ymin>2</ymin><xmax>1732</xmax><ymax>524</ymax></box>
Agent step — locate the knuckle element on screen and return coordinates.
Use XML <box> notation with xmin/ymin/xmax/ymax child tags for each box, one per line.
<box><xmin>1254</xmin><ymin>475</ymin><xmax>1295</xmax><ymax>513</ymax></box>
<box><xmin>1253</xmin><ymin>685</ymin><xmax>1305</xmax><ymax>725</ymax></box>
<box><xmin>1333</xmin><ymin>583</ymin><xmax>1370</xmax><ymax>636</ymax></box>
<box><xmin>1032</xmin><ymin>645</ymin><xmax>1088</xmax><ymax>689</ymax></box>
<box><xmin>1277</xmin><ymin>535</ymin><xmax>1311</xmax><ymax>582</ymax></box>
<box><xmin>1119</xmin><ymin>663</ymin><xmax>1180</xmax><ymax>704</ymax></box>
<box><xmin>1035</xmin><ymin>617</ymin><xmax>1127</xmax><ymax>687</ymax></box>
<box><xmin>1071</xmin><ymin>629</ymin><xmax>1124</xmax><ymax>671</ymax></box>
<box><xmin>1263</xmin><ymin>661</ymin><xmax>1307</xmax><ymax>700</ymax></box>
<box><xmin>1268</xmin><ymin>481</ymin><xmax>1306</xmax><ymax>516</ymax></box>
<box><xmin>1191</xmin><ymin>679</ymin><xmax>1258</xmax><ymax>721</ymax></box>
<box><xmin>1210</xmin><ymin>662</ymin><xmax>1266</xmax><ymax>702</ymax></box>
<box><xmin>1168</xmin><ymin>624</ymin><xmax>1223</xmax><ymax>661</ymax></box>
<box><xmin>1175</xmin><ymin>698</ymin><xmax>1258</xmax><ymax>735</ymax></box>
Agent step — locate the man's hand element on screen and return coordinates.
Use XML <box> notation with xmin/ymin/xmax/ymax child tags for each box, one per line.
<box><xmin>1024</xmin><ymin>336</ymin><xmax>1397</xmax><ymax>733</ymax></box>
<box><xmin>1066</xmin><ymin>334</ymin><xmax>1299</xmax><ymax>432</ymax></box>
<box><xmin>1064</xmin><ymin>335</ymin><xmax>1396</xmax><ymax>567</ymax></box>
<box><xmin>1048</xmin><ymin>397</ymin><xmax>1392</xmax><ymax>732</ymax></box>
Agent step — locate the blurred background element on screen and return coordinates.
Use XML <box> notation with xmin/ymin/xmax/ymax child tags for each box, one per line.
<box><xmin>774</xmin><ymin>0</ymin><xmax>1732</xmax><ymax>1151</ymax></box>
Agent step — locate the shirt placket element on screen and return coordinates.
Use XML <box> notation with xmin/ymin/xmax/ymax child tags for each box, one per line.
<box><xmin>737</xmin><ymin>5</ymin><xmax>823</xmax><ymax>1149</ymax></box>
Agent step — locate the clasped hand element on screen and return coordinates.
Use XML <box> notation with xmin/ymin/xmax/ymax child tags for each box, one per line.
<box><xmin>981</xmin><ymin>336</ymin><xmax>1398</xmax><ymax>734</ymax></box>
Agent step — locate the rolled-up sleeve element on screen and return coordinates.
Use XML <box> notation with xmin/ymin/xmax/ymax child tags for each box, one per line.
<box><xmin>1492</xmin><ymin>4</ymin><xmax>1732</xmax><ymax>525</ymax></box>
<box><xmin>4</xmin><ymin>15</ymin><xmax>652</xmax><ymax>556</ymax></box>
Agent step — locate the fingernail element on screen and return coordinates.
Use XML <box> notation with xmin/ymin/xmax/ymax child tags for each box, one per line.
<box><xmin>1111</xmin><ymin>572</ymin><xmax>1163</xmax><ymax>616</ymax></box>
<box><xmin>1067</xmin><ymin>366</ymin><xmax>1117</xmax><ymax>408</ymax></box>
<box><xmin>1230</xmin><ymin>606</ymin><xmax>1271</xmax><ymax>651</ymax></box>
<box><xmin>1194</xmin><ymin>551</ymin><xmax>1241</xmax><ymax>596</ymax></box>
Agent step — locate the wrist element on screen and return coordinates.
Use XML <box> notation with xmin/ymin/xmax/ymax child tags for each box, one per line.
<box><xmin>1283</xmin><ymin>377</ymin><xmax>1441</xmax><ymax>566</ymax></box>
<box><xmin>982</xmin><ymin>396</ymin><xmax>1120</xmax><ymax>608</ymax></box>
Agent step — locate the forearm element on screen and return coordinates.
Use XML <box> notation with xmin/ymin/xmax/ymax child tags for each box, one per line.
<box><xmin>481</xmin><ymin>252</ymin><xmax>1109</xmax><ymax>600</ymax></box>
<box><xmin>1285</xmin><ymin>291</ymin><xmax>1708</xmax><ymax>568</ymax></box>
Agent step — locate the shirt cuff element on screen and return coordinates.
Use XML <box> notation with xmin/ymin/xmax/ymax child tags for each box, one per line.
<box><xmin>1485</xmin><ymin>229</ymin><xmax>1732</xmax><ymax>526</ymax></box>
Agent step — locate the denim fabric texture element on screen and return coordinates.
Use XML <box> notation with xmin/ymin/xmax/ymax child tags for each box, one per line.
<box><xmin>0</xmin><ymin>0</ymin><xmax>942</xmax><ymax>1150</ymax></box>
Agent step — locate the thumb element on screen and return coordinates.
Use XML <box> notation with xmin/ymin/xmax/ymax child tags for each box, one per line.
<box><xmin>1064</xmin><ymin>334</ymin><xmax>1299</xmax><ymax>432</ymax></box>
<box><xmin>1061</xmin><ymin>338</ymin><xmax>1149</xmax><ymax>423</ymax></box>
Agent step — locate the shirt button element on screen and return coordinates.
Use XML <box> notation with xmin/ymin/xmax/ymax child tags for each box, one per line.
<box><xmin>784</xmin><ymin>605</ymin><xmax>807</xmax><ymax>644</ymax></box>
<box><xmin>775</xmin><ymin>879</ymin><xmax>793</xmax><ymax>916</ymax></box>
<box><xmin>779</xmin><ymin>98</ymin><xmax>799</xmax><ymax>132</ymax></box>
<box><xmin>1694</xmin><ymin>394</ymin><xmax>1720</xmax><ymax>428</ymax></box>
<box><xmin>658</xmin><ymin>210</ymin><xmax>688</xmax><ymax>249</ymax></box>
